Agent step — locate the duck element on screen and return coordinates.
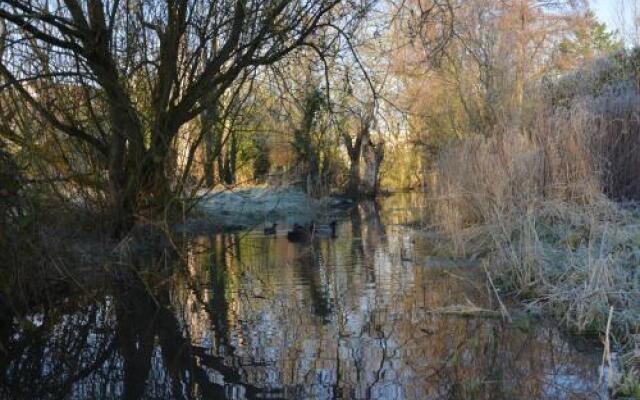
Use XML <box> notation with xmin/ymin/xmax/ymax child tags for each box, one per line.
<box><xmin>263</xmin><ymin>223</ymin><xmax>277</xmax><ymax>235</ymax></box>
<box><xmin>287</xmin><ymin>223</ymin><xmax>311</xmax><ymax>242</ymax></box>
<box><xmin>311</xmin><ymin>220</ymin><xmax>337</xmax><ymax>238</ymax></box>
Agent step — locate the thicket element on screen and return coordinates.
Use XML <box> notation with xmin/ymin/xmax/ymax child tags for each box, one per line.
<box><xmin>431</xmin><ymin>49</ymin><xmax>640</xmax><ymax>395</ymax></box>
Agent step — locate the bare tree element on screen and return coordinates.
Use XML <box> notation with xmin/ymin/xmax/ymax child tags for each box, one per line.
<box><xmin>0</xmin><ymin>0</ymin><xmax>351</xmax><ymax>236</ymax></box>
<box><xmin>360</xmin><ymin>119</ymin><xmax>384</xmax><ymax>196</ymax></box>
<box><xmin>342</xmin><ymin>106</ymin><xmax>374</xmax><ymax>197</ymax></box>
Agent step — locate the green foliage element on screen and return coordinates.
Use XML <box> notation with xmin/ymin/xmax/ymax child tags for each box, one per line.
<box><xmin>292</xmin><ymin>87</ymin><xmax>324</xmax><ymax>161</ymax></box>
<box><xmin>251</xmin><ymin>134</ymin><xmax>271</xmax><ymax>182</ymax></box>
<box><xmin>380</xmin><ymin>143</ymin><xmax>424</xmax><ymax>190</ymax></box>
<box><xmin>289</xmin><ymin>85</ymin><xmax>344</xmax><ymax>195</ymax></box>
<box><xmin>0</xmin><ymin>149</ymin><xmax>20</xmax><ymax>198</ymax></box>
<box><xmin>558</xmin><ymin>14</ymin><xmax>623</xmax><ymax>63</ymax></box>
<box><xmin>617</xmin><ymin>373</ymin><xmax>640</xmax><ymax>399</ymax></box>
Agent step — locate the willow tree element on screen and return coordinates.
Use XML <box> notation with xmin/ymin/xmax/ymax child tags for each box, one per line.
<box><xmin>0</xmin><ymin>0</ymin><xmax>354</xmax><ymax>236</ymax></box>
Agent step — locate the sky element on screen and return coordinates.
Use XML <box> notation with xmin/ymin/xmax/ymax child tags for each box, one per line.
<box><xmin>592</xmin><ymin>0</ymin><xmax>620</xmax><ymax>29</ymax></box>
<box><xmin>591</xmin><ymin>0</ymin><xmax>638</xmax><ymax>43</ymax></box>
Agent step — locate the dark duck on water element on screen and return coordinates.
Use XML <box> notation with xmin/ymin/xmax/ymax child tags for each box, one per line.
<box><xmin>287</xmin><ymin>223</ymin><xmax>311</xmax><ymax>242</ymax></box>
<box><xmin>287</xmin><ymin>221</ymin><xmax>337</xmax><ymax>242</ymax></box>
<box><xmin>310</xmin><ymin>221</ymin><xmax>337</xmax><ymax>238</ymax></box>
<box><xmin>263</xmin><ymin>223</ymin><xmax>277</xmax><ymax>235</ymax></box>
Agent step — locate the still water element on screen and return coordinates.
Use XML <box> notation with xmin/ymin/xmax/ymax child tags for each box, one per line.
<box><xmin>1</xmin><ymin>194</ymin><xmax>606</xmax><ymax>399</ymax></box>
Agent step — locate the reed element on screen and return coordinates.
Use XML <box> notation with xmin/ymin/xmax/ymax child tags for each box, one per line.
<box><xmin>431</xmin><ymin>52</ymin><xmax>640</xmax><ymax>395</ymax></box>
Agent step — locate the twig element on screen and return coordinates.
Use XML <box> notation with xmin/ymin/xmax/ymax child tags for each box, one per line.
<box><xmin>483</xmin><ymin>262</ymin><xmax>512</xmax><ymax>323</ymax></box>
<box><xmin>425</xmin><ymin>305</ymin><xmax>502</xmax><ymax>318</ymax></box>
<box><xmin>601</xmin><ymin>305</ymin><xmax>617</xmax><ymax>389</ymax></box>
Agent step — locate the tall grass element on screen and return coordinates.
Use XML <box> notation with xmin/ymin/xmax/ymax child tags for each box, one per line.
<box><xmin>431</xmin><ymin>52</ymin><xmax>640</xmax><ymax>394</ymax></box>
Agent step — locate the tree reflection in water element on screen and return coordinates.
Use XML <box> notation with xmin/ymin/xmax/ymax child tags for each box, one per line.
<box><xmin>1</xmin><ymin>194</ymin><xmax>606</xmax><ymax>399</ymax></box>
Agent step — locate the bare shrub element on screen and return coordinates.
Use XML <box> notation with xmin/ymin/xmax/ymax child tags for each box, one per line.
<box><xmin>431</xmin><ymin>52</ymin><xmax>640</xmax><ymax>393</ymax></box>
<box><xmin>582</xmin><ymin>89</ymin><xmax>640</xmax><ymax>200</ymax></box>
<box><xmin>433</xmin><ymin>108</ymin><xmax>603</xmax><ymax>236</ymax></box>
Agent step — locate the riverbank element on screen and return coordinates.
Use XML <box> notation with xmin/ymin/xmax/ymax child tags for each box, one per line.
<box><xmin>431</xmin><ymin>131</ymin><xmax>640</xmax><ymax>397</ymax></box>
<box><xmin>434</xmin><ymin>196</ymin><xmax>640</xmax><ymax>391</ymax></box>
<box><xmin>180</xmin><ymin>187</ymin><xmax>353</xmax><ymax>233</ymax></box>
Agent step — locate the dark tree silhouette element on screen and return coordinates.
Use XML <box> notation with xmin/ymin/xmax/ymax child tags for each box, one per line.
<box><xmin>0</xmin><ymin>0</ymin><xmax>348</xmax><ymax>235</ymax></box>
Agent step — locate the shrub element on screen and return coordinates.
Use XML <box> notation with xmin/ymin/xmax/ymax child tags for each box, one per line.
<box><xmin>431</xmin><ymin>50</ymin><xmax>640</xmax><ymax>392</ymax></box>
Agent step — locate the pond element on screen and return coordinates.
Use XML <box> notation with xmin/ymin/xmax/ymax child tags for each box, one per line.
<box><xmin>1</xmin><ymin>194</ymin><xmax>606</xmax><ymax>399</ymax></box>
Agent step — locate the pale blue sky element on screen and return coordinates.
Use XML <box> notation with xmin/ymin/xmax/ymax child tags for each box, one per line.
<box><xmin>592</xmin><ymin>0</ymin><xmax>619</xmax><ymax>30</ymax></box>
<box><xmin>591</xmin><ymin>0</ymin><xmax>637</xmax><ymax>43</ymax></box>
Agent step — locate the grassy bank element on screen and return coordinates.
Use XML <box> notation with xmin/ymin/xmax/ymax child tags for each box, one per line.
<box><xmin>430</xmin><ymin>51</ymin><xmax>640</xmax><ymax>397</ymax></box>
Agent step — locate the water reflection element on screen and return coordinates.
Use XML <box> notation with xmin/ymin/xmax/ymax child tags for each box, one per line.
<box><xmin>1</xmin><ymin>194</ymin><xmax>606</xmax><ymax>399</ymax></box>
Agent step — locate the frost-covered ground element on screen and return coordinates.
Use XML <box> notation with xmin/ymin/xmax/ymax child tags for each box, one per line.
<box><xmin>184</xmin><ymin>187</ymin><xmax>351</xmax><ymax>232</ymax></box>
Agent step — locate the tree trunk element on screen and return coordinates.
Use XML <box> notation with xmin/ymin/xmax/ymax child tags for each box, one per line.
<box><xmin>109</xmin><ymin>168</ymin><xmax>138</xmax><ymax>238</ymax></box>
<box><xmin>146</xmin><ymin>122</ymin><xmax>178</xmax><ymax>212</ymax></box>
<box><xmin>202</xmin><ymin>99</ymin><xmax>223</xmax><ymax>186</ymax></box>
<box><xmin>342</xmin><ymin>112</ymin><xmax>372</xmax><ymax>198</ymax></box>
<box><xmin>202</xmin><ymin>107</ymin><xmax>216</xmax><ymax>187</ymax></box>
<box><xmin>108</xmin><ymin>115</ymin><xmax>177</xmax><ymax>238</ymax></box>
<box><xmin>347</xmin><ymin>152</ymin><xmax>360</xmax><ymax>197</ymax></box>
<box><xmin>307</xmin><ymin>148</ymin><xmax>320</xmax><ymax>196</ymax></box>
<box><xmin>361</xmin><ymin>135</ymin><xmax>384</xmax><ymax>197</ymax></box>
<box><xmin>108</xmin><ymin>110</ymin><xmax>142</xmax><ymax>237</ymax></box>
<box><xmin>222</xmin><ymin>130</ymin><xmax>237</xmax><ymax>185</ymax></box>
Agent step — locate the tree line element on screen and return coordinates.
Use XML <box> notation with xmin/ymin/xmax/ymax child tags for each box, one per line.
<box><xmin>0</xmin><ymin>0</ymin><xmax>623</xmax><ymax>237</ymax></box>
